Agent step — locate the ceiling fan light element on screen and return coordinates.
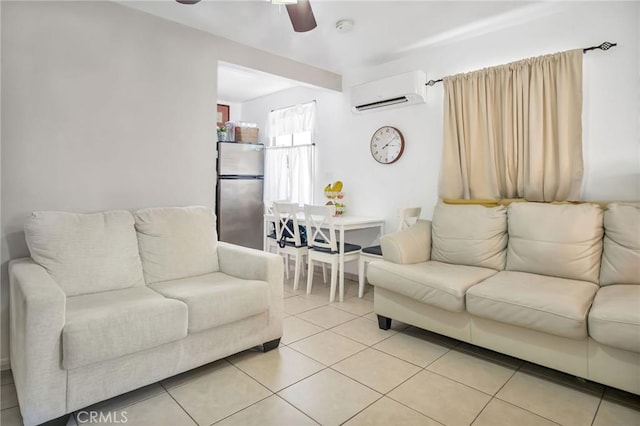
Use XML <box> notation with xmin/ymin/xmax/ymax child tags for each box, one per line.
<box><xmin>271</xmin><ymin>0</ymin><xmax>298</xmax><ymax>5</ymax></box>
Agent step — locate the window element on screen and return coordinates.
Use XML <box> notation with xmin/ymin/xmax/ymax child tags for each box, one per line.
<box><xmin>264</xmin><ymin>102</ymin><xmax>316</xmax><ymax>205</ymax></box>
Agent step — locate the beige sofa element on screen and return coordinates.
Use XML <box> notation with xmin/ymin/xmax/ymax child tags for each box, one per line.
<box><xmin>368</xmin><ymin>201</ymin><xmax>640</xmax><ymax>395</ymax></box>
<box><xmin>9</xmin><ymin>206</ymin><xmax>283</xmax><ymax>426</ymax></box>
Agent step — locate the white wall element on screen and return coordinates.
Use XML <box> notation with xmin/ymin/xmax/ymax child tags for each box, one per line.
<box><xmin>0</xmin><ymin>1</ymin><xmax>339</xmax><ymax>367</ymax></box>
<box><xmin>334</xmin><ymin>1</ymin><xmax>639</xmax><ymax>228</ymax></box>
<box><xmin>217</xmin><ymin>100</ymin><xmax>243</xmax><ymax>124</ymax></box>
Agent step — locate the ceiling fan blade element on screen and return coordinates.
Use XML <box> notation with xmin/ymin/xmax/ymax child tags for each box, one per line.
<box><xmin>176</xmin><ymin>0</ymin><xmax>201</xmax><ymax>4</ymax></box>
<box><xmin>285</xmin><ymin>0</ymin><xmax>317</xmax><ymax>33</ymax></box>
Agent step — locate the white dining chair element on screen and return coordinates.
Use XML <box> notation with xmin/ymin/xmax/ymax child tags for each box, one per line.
<box><xmin>273</xmin><ymin>202</ymin><xmax>308</xmax><ymax>291</ymax></box>
<box><xmin>304</xmin><ymin>204</ymin><xmax>361</xmax><ymax>303</ymax></box>
<box><xmin>357</xmin><ymin>207</ymin><xmax>422</xmax><ymax>297</ymax></box>
<box><xmin>264</xmin><ymin>201</ymin><xmax>279</xmax><ymax>254</ymax></box>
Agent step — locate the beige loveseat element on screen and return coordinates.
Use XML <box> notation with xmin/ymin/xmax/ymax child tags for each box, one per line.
<box><xmin>9</xmin><ymin>206</ymin><xmax>283</xmax><ymax>426</ymax></box>
<box><xmin>368</xmin><ymin>201</ymin><xmax>640</xmax><ymax>395</ymax></box>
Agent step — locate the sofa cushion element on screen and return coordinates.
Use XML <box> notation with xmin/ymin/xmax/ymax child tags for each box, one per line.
<box><xmin>467</xmin><ymin>271</ymin><xmax>598</xmax><ymax>339</ymax></box>
<box><xmin>63</xmin><ymin>287</ymin><xmax>188</xmax><ymax>369</ymax></box>
<box><xmin>150</xmin><ymin>272</ymin><xmax>270</xmax><ymax>333</ymax></box>
<box><xmin>431</xmin><ymin>203</ymin><xmax>507</xmax><ymax>270</ymax></box>
<box><xmin>600</xmin><ymin>203</ymin><xmax>640</xmax><ymax>286</ymax></box>
<box><xmin>506</xmin><ymin>203</ymin><xmax>603</xmax><ymax>283</ymax></box>
<box><xmin>368</xmin><ymin>260</ymin><xmax>497</xmax><ymax>312</ymax></box>
<box><xmin>25</xmin><ymin>210</ymin><xmax>145</xmax><ymax>297</ymax></box>
<box><xmin>134</xmin><ymin>206</ymin><xmax>220</xmax><ymax>284</ymax></box>
<box><xmin>589</xmin><ymin>285</ymin><xmax>640</xmax><ymax>353</ymax></box>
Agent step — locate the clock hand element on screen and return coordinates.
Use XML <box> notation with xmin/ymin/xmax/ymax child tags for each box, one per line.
<box><xmin>382</xmin><ymin>135</ymin><xmax>398</xmax><ymax>149</ymax></box>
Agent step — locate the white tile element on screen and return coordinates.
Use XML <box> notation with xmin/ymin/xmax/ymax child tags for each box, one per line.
<box><xmin>1</xmin><ymin>383</ymin><xmax>18</xmax><ymax>410</ymax></box>
<box><xmin>496</xmin><ymin>371</ymin><xmax>602</xmax><ymax>426</ymax></box>
<box><xmin>229</xmin><ymin>346</ymin><xmax>325</xmax><ymax>392</ymax></box>
<box><xmin>332</xmin><ymin>317</ymin><xmax>397</xmax><ymax>346</ymax></box>
<box><xmin>81</xmin><ymin>392</ymin><xmax>195</xmax><ymax>426</ymax></box>
<box><xmin>333</xmin><ymin>348</ymin><xmax>421</xmax><ymax>394</ymax></box>
<box><xmin>283</xmin><ymin>295</ymin><xmax>328</xmax><ymax>315</ymax></box>
<box><xmin>216</xmin><ymin>395</ymin><xmax>318</xmax><ymax>426</ymax></box>
<box><xmin>278</xmin><ymin>369</ymin><xmax>381</xmax><ymax>426</ymax></box>
<box><xmin>388</xmin><ymin>370</ymin><xmax>491</xmax><ymax>426</ymax></box>
<box><xmin>0</xmin><ymin>407</ymin><xmax>23</xmax><ymax>426</ymax></box>
<box><xmin>289</xmin><ymin>330</ymin><xmax>366</xmax><ymax>366</ymax></box>
<box><xmin>373</xmin><ymin>331</ymin><xmax>451</xmax><ymax>367</ymax></box>
<box><xmin>281</xmin><ymin>316</ymin><xmax>324</xmax><ymax>345</ymax></box>
<box><xmin>297</xmin><ymin>280</ymin><xmax>332</xmax><ymax>297</ymax></box>
<box><xmin>330</xmin><ymin>297</ymin><xmax>374</xmax><ymax>316</ymax></box>
<box><xmin>82</xmin><ymin>383</ymin><xmax>166</xmax><ymax>413</ymax></box>
<box><xmin>363</xmin><ymin>312</ymin><xmax>377</xmax><ymax>322</ymax></box>
<box><xmin>472</xmin><ymin>398</ymin><xmax>559</xmax><ymax>426</ymax></box>
<box><xmin>297</xmin><ymin>306</ymin><xmax>359</xmax><ymax>328</ymax></box>
<box><xmin>283</xmin><ymin>289</ymin><xmax>297</xmax><ymax>299</ymax></box>
<box><xmin>166</xmin><ymin>363</ymin><xmax>271</xmax><ymax>425</ymax></box>
<box><xmin>161</xmin><ymin>359</ymin><xmax>230</xmax><ymax>390</ymax></box>
<box><xmin>593</xmin><ymin>398</ymin><xmax>640</xmax><ymax>426</ymax></box>
<box><xmin>344</xmin><ymin>397</ymin><xmax>442</xmax><ymax>426</ymax></box>
<box><xmin>427</xmin><ymin>349</ymin><xmax>517</xmax><ymax>395</ymax></box>
<box><xmin>363</xmin><ymin>285</ymin><xmax>375</xmax><ymax>301</ymax></box>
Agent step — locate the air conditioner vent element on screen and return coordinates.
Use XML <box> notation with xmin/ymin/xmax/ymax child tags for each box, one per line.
<box><xmin>355</xmin><ymin>96</ymin><xmax>409</xmax><ymax>112</ymax></box>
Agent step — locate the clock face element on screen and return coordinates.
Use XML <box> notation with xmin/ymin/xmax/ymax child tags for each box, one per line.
<box><xmin>370</xmin><ymin>126</ymin><xmax>405</xmax><ymax>164</ymax></box>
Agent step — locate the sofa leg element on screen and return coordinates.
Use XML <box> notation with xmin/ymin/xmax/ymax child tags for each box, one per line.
<box><xmin>262</xmin><ymin>338</ymin><xmax>281</xmax><ymax>352</ymax></box>
<box><xmin>377</xmin><ymin>315</ymin><xmax>392</xmax><ymax>330</ymax></box>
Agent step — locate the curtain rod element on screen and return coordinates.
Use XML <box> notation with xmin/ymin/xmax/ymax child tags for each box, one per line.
<box><xmin>271</xmin><ymin>99</ymin><xmax>316</xmax><ymax>112</ymax></box>
<box><xmin>425</xmin><ymin>41</ymin><xmax>617</xmax><ymax>87</ymax></box>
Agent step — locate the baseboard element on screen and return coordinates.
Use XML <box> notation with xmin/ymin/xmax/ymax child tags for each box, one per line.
<box><xmin>1</xmin><ymin>357</ymin><xmax>10</xmax><ymax>371</ymax></box>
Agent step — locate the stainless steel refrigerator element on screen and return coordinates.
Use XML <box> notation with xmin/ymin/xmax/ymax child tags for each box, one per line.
<box><xmin>216</xmin><ymin>142</ymin><xmax>265</xmax><ymax>250</ymax></box>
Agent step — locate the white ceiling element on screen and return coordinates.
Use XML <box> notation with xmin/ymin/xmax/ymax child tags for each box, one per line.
<box><xmin>119</xmin><ymin>0</ymin><xmax>546</xmax><ymax>101</ymax></box>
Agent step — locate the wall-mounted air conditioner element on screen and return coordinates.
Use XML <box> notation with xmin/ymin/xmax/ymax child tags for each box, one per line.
<box><xmin>351</xmin><ymin>70</ymin><xmax>427</xmax><ymax>113</ymax></box>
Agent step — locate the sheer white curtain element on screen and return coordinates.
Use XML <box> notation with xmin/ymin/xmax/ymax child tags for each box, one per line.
<box><xmin>264</xmin><ymin>102</ymin><xmax>316</xmax><ymax>205</ymax></box>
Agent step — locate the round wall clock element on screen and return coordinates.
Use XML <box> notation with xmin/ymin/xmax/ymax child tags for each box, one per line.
<box><xmin>370</xmin><ymin>126</ymin><xmax>405</xmax><ymax>164</ymax></box>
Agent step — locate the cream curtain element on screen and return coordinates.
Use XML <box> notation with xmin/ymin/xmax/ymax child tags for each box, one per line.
<box><xmin>439</xmin><ymin>49</ymin><xmax>584</xmax><ymax>201</ymax></box>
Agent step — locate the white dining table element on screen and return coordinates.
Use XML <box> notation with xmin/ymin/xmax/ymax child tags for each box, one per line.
<box><xmin>263</xmin><ymin>213</ymin><xmax>385</xmax><ymax>302</ymax></box>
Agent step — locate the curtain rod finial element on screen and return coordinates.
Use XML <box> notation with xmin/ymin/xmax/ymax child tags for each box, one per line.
<box><xmin>583</xmin><ymin>41</ymin><xmax>617</xmax><ymax>53</ymax></box>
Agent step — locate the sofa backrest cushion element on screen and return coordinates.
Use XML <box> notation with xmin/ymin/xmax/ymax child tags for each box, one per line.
<box><xmin>431</xmin><ymin>203</ymin><xmax>508</xmax><ymax>270</ymax></box>
<box><xmin>25</xmin><ymin>210</ymin><xmax>145</xmax><ymax>296</ymax></box>
<box><xmin>600</xmin><ymin>203</ymin><xmax>640</xmax><ymax>285</ymax></box>
<box><xmin>134</xmin><ymin>206</ymin><xmax>219</xmax><ymax>284</ymax></box>
<box><xmin>506</xmin><ymin>203</ymin><xmax>603</xmax><ymax>283</ymax></box>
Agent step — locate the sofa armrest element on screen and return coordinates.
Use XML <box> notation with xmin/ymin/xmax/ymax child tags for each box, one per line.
<box><xmin>9</xmin><ymin>258</ymin><xmax>67</xmax><ymax>426</ymax></box>
<box><xmin>217</xmin><ymin>242</ymin><xmax>284</xmax><ymax>339</ymax></box>
<box><xmin>217</xmin><ymin>242</ymin><xmax>283</xmax><ymax>283</ymax></box>
<box><xmin>380</xmin><ymin>219</ymin><xmax>432</xmax><ymax>264</ymax></box>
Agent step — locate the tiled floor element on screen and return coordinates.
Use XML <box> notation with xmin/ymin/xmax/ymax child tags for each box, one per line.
<box><xmin>2</xmin><ymin>274</ymin><xmax>640</xmax><ymax>426</ymax></box>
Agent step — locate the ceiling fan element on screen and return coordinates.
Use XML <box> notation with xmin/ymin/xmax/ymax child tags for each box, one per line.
<box><xmin>176</xmin><ymin>0</ymin><xmax>317</xmax><ymax>33</ymax></box>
